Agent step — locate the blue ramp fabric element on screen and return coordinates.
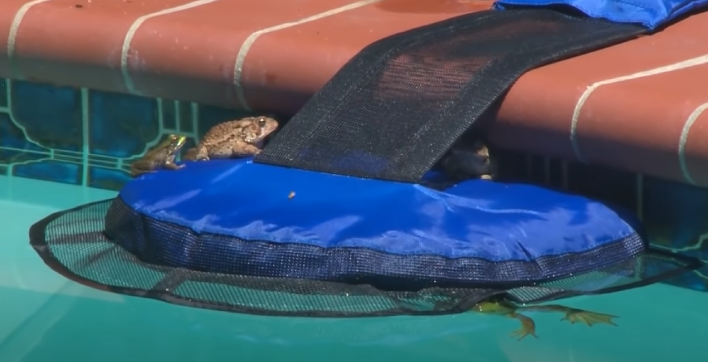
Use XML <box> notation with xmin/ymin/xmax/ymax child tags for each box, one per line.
<box><xmin>493</xmin><ymin>0</ymin><xmax>707</xmax><ymax>30</ymax></box>
<box><xmin>107</xmin><ymin>158</ymin><xmax>646</xmax><ymax>288</ymax></box>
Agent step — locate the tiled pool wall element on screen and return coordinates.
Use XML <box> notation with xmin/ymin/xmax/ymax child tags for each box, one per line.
<box><xmin>0</xmin><ymin>79</ymin><xmax>275</xmax><ymax>190</ymax></box>
<box><xmin>1</xmin><ymin>79</ymin><xmax>705</xmax><ymax>291</ymax></box>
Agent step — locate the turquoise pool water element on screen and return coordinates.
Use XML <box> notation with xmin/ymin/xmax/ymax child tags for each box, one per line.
<box><xmin>1</xmin><ymin>175</ymin><xmax>706</xmax><ymax>362</ymax></box>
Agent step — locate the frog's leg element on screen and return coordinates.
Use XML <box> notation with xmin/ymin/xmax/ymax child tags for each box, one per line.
<box><xmin>518</xmin><ymin>305</ymin><xmax>618</xmax><ymax>327</ymax></box>
<box><xmin>129</xmin><ymin>160</ymin><xmax>154</xmax><ymax>178</ymax></box>
<box><xmin>507</xmin><ymin>312</ymin><xmax>538</xmax><ymax>341</ymax></box>
<box><xmin>233</xmin><ymin>143</ymin><xmax>262</xmax><ymax>157</ymax></box>
<box><xmin>194</xmin><ymin>145</ymin><xmax>211</xmax><ymax>161</ymax></box>
<box><xmin>182</xmin><ymin>148</ymin><xmax>198</xmax><ymax>161</ymax></box>
<box><xmin>163</xmin><ymin>161</ymin><xmax>185</xmax><ymax>171</ymax></box>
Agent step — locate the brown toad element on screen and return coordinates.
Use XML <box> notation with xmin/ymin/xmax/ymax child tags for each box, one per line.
<box><xmin>183</xmin><ymin>116</ymin><xmax>279</xmax><ymax>161</ymax></box>
<box><xmin>440</xmin><ymin>138</ymin><xmax>495</xmax><ymax>181</ymax></box>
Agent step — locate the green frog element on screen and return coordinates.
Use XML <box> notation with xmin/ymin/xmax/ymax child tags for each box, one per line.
<box><xmin>472</xmin><ymin>298</ymin><xmax>618</xmax><ymax>341</ymax></box>
<box><xmin>130</xmin><ymin>134</ymin><xmax>187</xmax><ymax>177</ymax></box>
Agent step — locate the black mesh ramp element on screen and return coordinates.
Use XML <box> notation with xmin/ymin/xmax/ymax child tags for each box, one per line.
<box><xmin>255</xmin><ymin>8</ymin><xmax>647</xmax><ymax>182</ymax></box>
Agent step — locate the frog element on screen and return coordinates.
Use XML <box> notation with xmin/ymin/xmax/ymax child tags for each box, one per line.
<box><xmin>471</xmin><ymin>298</ymin><xmax>618</xmax><ymax>341</ymax></box>
<box><xmin>439</xmin><ymin>137</ymin><xmax>495</xmax><ymax>181</ymax></box>
<box><xmin>130</xmin><ymin>134</ymin><xmax>187</xmax><ymax>178</ymax></box>
<box><xmin>182</xmin><ymin>116</ymin><xmax>279</xmax><ymax>161</ymax></box>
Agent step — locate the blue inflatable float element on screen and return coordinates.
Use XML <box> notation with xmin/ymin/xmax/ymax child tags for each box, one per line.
<box><xmin>108</xmin><ymin>158</ymin><xmax>644</xmax><ymax>289</ymax></box>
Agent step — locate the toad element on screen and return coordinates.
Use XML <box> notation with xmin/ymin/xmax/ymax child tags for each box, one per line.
<box><xmin>440</xmin><ymin>138</ymin><xmax>495</xmax><ymax>181</ymax></box>
<box><xmin>130</xmin><ymin>134</ymin><xmax>187</xmax><ymax>177</ymax></box>
<box><xmin>183</xmin><ymin>116</ymin><xmax>279</xmax><ymax>161</ymax></box>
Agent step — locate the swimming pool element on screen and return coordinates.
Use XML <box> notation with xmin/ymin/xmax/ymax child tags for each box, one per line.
<box><xmin>1</xmin><ymin>174</ymin><xmax>706</xmax><ymax>362</ymax></box>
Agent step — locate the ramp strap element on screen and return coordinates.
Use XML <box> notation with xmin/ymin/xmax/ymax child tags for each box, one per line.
<box><xmin>255</xmin><ymin>8</ymin><xmax>646</xmax><ymax>183</ymax></box>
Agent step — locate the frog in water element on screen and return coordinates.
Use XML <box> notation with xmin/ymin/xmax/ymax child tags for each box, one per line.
<box><xmin>472</xmin><ymin>298</ymin><xmax>618</xmax><ymax>341</ymax></box>
<box><xmin>183</xmin><ymin>116</ymin><xmax>279</xmax><ymax>161</ymax></box>
<box><xmin>130</xmin><ymin>134</ymin><xmax>187</xmax><ymax>177</ymax></box>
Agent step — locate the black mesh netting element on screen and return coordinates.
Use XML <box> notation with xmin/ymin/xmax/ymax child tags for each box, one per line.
<box><xmin>255</xmin><ymin>8</ymin><xmax>647</xmax><ymax>182</ymax></box>
<box><xmin>29</xmin><ymin>199</ymin><xmax>700</xmax><ymax>317</ymax></box>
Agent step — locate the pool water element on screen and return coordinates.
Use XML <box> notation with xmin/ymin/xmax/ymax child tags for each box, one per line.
<box><xmin>1</xmin><ymin>175</ymin><xmax>706</xmax><ymax>362</ymax></box>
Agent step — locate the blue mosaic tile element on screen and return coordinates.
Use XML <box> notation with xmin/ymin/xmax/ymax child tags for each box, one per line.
<box><xmin>88</xmin><ymin>166</ymin><xmax>132</xmax><ymax>190</ymax></box>
<box><xmin>88</xmin><ymin>90</ymin><xmax>159</xmax><ymax>158</ymax></box>
<box><xmin>11</xmin><ymin>81</ymin><xmax>82</xmax><ymax>152</ymax></box>
<box><xmin>159</xmin><ymin>99</ymin><xmax>196</xmax><ymax>134</ymax></box>
<box><xmin>13</xmin><ymin>160</ymin><xmax>81</xmax><ymax>185</ymax></box>
<box><xmin>566</xmin><ymin>161</ymin><xmax>637</xmax><ymax>212</ymax></box>
<box><xmin>643</xmin><ymin>177</ymin><xmax>708</xmax><ymax>262</ymax></box>
<box><xmin>0</xmin><ymin>148</ymin><xmax>47</xmax><ymax>171</ymax></box>
<box><xmin>663</xmin><ymin>264</ymin><xmax>708</xmax><ymax>292</ymax></box>
<box><xmin>161</xmin><ymin>100</ymin><xmax>177</xmax><ymax>130</ymax></box>
<box><xmin>178</xmin><ymin>102</ymin><xmax>194</xmax><ymax>133</ymax></box>
<box><xmin>0</xmin><ymin>112</ymin><xmax>47</xmax><ymax>153</ymax></box>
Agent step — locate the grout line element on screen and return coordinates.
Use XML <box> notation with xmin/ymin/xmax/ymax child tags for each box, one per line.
<box><xmin>678</xmin><ymin>102</ymin><xmax>708</xmax><ymax>186</ymax></box>
<box><xmin>81</xmin><ymin>88</ymin><xmax>90</xmax><ymax>186</ymax></box>
<box><xmin>173</xmin><ymin>100</ymin><xmax>180</xmax><ymax>133</ymax></box>
<box><xmin>570</xmin><ymin>53</ymin><xmax>708</xmax><ymax>163</ymax></box>
<box><xmin>6</xmin><ymin>0</ymin><xmax>58</xmax><ymax>80</ymax></box>
<box><xmin>543</xmin><ymin>157</ymin><xmax>550</xmax><ymax>185</ymax></box>
<box><xmin>233</xmin><ymin>0</ymin><xmax>384</xmax><ymax>111</ymax></box>
<box><xmin>635</xmin><ymin>174</ymin><xmax>642</xmax><ymax>220</ymax></box>
<box><xmin>121</xmin><ymin>0</ymin><xmax>223</xmax><ymax>95</ymax></box>
<box><xmin>191</xmin><ymin>102</ymin><xmax>199</xmax><ymax>138</ymax></box>
<box><xmin>525</xmin><ymin>154</ymin><xmax>533</xmax><ymax>179</ymax></box>
<box><xmin>561</xmin><ymin>160</ymin><xmax>568</xmax><ymax>190</ymax></box>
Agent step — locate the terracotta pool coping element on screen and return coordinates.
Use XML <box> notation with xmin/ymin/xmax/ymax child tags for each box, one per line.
<box><xmin>1</xmin><ymin>0</ymin><xmax>707</xmax><ymax>186</ymax></box>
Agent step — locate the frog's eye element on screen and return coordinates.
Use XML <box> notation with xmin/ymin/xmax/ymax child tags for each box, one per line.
<box><xmin>257</xmin><ymin>117</ymin><xmax>267</xmax><ymax>126</ymax></box>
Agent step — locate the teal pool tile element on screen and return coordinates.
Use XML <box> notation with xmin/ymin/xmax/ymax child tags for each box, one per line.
<box><xmin>88</xmin><ymin>166</ymin><xmax>132</xmax><ymax>191</ymax></box>
<box><xmin>0</xmin><ymin>113</ymin><xmax>47</xmax><ymax>153</ymax></box>
<box><xmin>662</xmin><ymin>264</ymin><xmax>708</xmax><ymax>292</ymax></box>
<box><xmin>0</xmin><ymin>149</ymin><xmax>47</xmax><ymax>169</ymax></box>
<box><xmin>178</xmin><ymin>102</ymin><xmax>194</xmax><ymax>133</ymax></box>
<box><xmin>641</xmin><ymin>177</ymin><xmax>708</xmax><ymax>292</ymax></box>
<box><xmin>642</xmin><ymin>177</ymin><xmax>708</xmax><ymax>258</ymax></box>
<box><xmin>161</xmin><ymin>99</ymin><xmax>177</xmax><ymax>131</ymax></box>
<box><xmin>13</xmin><ymin>161</ymin><xmax>81</xmax><ymax>185</ymax></box>
<box><xmin>566</xmin><ymin>161</ymin><xmax>637</xmax><ymax>212</ymax></box>
<box><xmin>10</xmin><ymin>81</ymin><xmax>82</xmax><ymax>152</ymax></box>
<box><xmin>489</xmin><ymin>148</ymin><xmax>528</xmax><ymax>181</ymax></box>
<box><xmin>88</xmin><ymin>90</ymin><xmax>160</xmax><ymax>158</ymax></box>
<box><xmin>0</xmin><ymin>79</ymin><xmax>8</xmax><ymax>108</ymax></box>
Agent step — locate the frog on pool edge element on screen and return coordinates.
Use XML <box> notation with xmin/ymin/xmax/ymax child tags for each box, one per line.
<box><xmin>130</xmin><ymin>134</ymin><xmax>187</xmax><ymax>178</ymax></box>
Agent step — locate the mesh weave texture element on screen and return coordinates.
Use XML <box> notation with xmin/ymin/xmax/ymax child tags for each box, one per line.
<box><xmin>255</xmin><ymin>8</ymin><xmax>646</xmax><ymax>183</ymax></box>
<box><xmin>29</xmin><ymin>199</ymin><xmax>699</xmax><ymax>317</ymax></box>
